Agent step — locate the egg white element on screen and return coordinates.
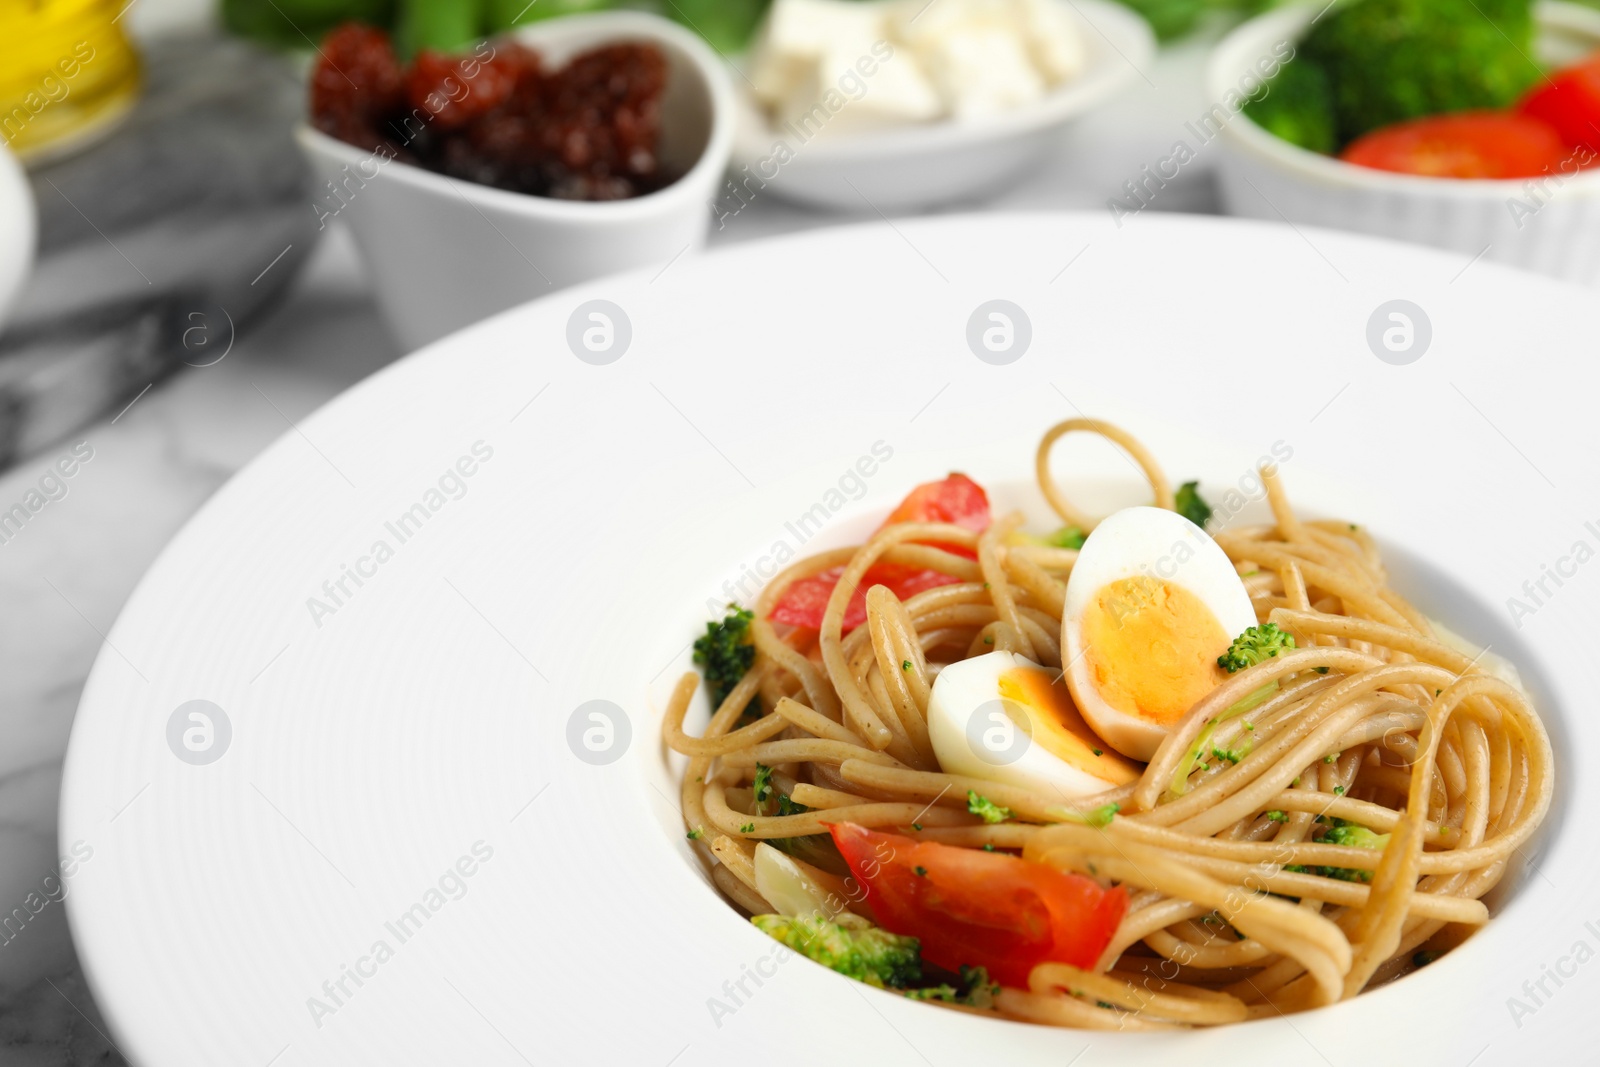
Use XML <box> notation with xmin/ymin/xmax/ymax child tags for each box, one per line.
<box><xmin>927</xmin><ymin>650</ymin><xmax>1136</xmax><ymax>799</ymax></box>
<box><xmin>1061</xmin><ymin>506</ymin><xmax>1257</xmax><ymax>761</ymax></box>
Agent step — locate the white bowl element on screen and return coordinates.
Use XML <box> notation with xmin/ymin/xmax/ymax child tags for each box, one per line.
<box><xmin>729</xmin><ymin>0</ymin><xmax>1155</xmax><ymax>212</ymax></box>
<box><xmin>296</xmin><ymin>12</ymin><xmax>734</xmax><ymax>351</ymax></box>
<box><xmin>1209</xmin><ymin>1</ymin><xmax>1600</xmax><ymax>285</ymax></box>
<box><xmin>0</xmin><ymin>141</ymin><xmax>35</xmax><ymax>331</ymax></box>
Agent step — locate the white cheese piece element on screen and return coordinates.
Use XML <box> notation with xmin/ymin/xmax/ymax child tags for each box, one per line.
<box><xmin>777</xmin><ymin>45</ymin><xmax>942</xmax><ymax>137</ymax></box>
<box><xmin>749</xmin><ymin>0</ymin><xmax>886</xmax><ymax>110</ymax></box>
<box><xmin>1016</xmin><ymin>0</ymin><xmax>1086</xmax><ymax>85</ymax></box>
<box><xmin>907</xmin><ymin>24</ymin><xmax>1046</xmax><ymax>119</ymax></box>
<box><xmin>751</xmin><ymin>0</ymin><xmax>1086</xmax><ymax>132</ymax></box>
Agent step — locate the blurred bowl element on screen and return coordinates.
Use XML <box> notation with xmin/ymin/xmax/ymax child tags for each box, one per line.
<box><xmin>1209</xmin><ymin>1</ymin><xmax>1600</xmax><ymax>285</ymax></box>
<box><xmin>296</xmin><ymin>12</ymin><xmax>735</xmax><ymax>351</ymax></box>
<box><xmin>729</xmin><ymin>0</ymin><xmax>1155</xmax><ymax>212</ymax></box>
<box><xmin>0</xmin><ymin>142</ymin><xmax>34</xmax><ymax>331</ymax></box>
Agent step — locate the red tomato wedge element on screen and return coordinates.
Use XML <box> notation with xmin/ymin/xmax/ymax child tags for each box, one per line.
<box><xmin>1339</xmin><ymin>111</ymin><xmax>1570</xmax><ymax>179</ymax></box>
<box><xmin>829</xmin><ymin>823</ymin><xmax>1127</xmax><ymax>988</ymax></box>
<box><xmin>769</xmin><ymin>474</ymin><xmax>991</xmax><ymax>632</ymax></box>
<box><xmin>1519</xmin><ymin>55</ymin><xmax>1600</xmax><ymax>157</ymax></box>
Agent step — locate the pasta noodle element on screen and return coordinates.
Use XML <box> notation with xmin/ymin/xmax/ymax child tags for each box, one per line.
<box><xmin>664</xmin><ymin>419</ymin><xmax>1554</xmax><ymax>1029</ymax></box>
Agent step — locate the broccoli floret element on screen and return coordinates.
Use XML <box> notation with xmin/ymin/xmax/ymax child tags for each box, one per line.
<box><xmin>1323</xmin><ymin>820</ymin><xmax>1390</xmax><ymax>852</ymax></box>
<box><xmin>1243</xmin><ymin>56</ymin><xmax>1337</xmax><ymax>154</ymax></box>
<box><xmin>752</xmin><ymin>914</ymin><xmax>923</xmax><ymax>989</ymax></box>
<box><xmin>966</xmin><ymin>791</ymin><xmax>1013</xmax><ymax>824</ymax></box>
<box><xmin>1212</xmin><ymin>744</ymin><xmax>1247</xmax><ymax>765</ymax></box>
<box><xmin>1175</xmin><ymin>481</ymin><xmax>1212</xmax><ymax>529</ymax></box>
<box><xmin>1287</xmin><ymin>820</ymin><xmax>1390</xmax><ymax>882</ymax></box>
<box><xmin>1047</xmin><ymin>525</ymin><xmax>1087</xmax><ymax>550</ymax></box>
<box><xmin>1218</xmin><ymin>623</ymin><xmax>1297</xmax><ymax>672</ymax></box>
<box><xmin>1011</xmin><ymin>526</ymin><xmax>1086</xmax><ymax>550</ymax></box>
<box><xmin>1299</xmin><ymin>0</ymin><xmax>1544</xmax><ymax>147</ymax></box>
<box><xmin>693</xmin><ymin>604</ymin><xmax>757</xmax><ymax>715</ymax></box>
<box><xmin>768</xmin><ymin>793</ymin><xmax>837</xmax><ymax>868</ymax></box>
<box><xmin>753</xmin><ymin>763</ymin><xmax>775</xmax><ymax>813</ymax></box>
<box><xmin>1112</xmin><ymin>0</ymin><xmax>1210</xmax><ymax>41</ymax></box>
<box><xmin>1059</xmin><ymin>802</ymin><xmax>1119</xmax><ymax>828</ymax></box>
<box><xmin>903</xmin><ymin>965</ymin><xmax>1001</xmax><ymax>1008</ymax></box>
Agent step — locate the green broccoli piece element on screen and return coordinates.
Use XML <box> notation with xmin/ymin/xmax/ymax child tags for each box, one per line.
<box><xmin>753</xmin><ymin>763</ymin><xmax>775</xmax><ymax>813</ymax></box>
<box><xmin>1175</xmin><ymin>481</ymin><xmax>1212</xmax><ymax>529</ymax></box>
<box><xmin>1218</xmin><ymin>623</ymin><xmax>1297</xmax><ymax>673</ymax></box>
<box><xmin>1211</xmin><ymin>744</ymin><xmax>1247</xmax><ymax>765</ymax></box>
<box><xmin>903</xmin><ymin>965</ymin><xmax>1001</xmax><ymax>1008</ymax></box>
<box><xmin>1312</xmin><ymin>819</ymin><xmax>1388</xmax><ymax>883</ymax></box>
<box><xmin>768</xmin><ymin>793</ymin><xmax>837</xmax><ymax>869</ymax></box>
<box><xmin>1299</xmin><ymin>0</ymin><xmax>1544</xmax><ymax>147</ymax></box>
<box><xmin>1285</xmin><ymin>820</ymin><xmax>1390</xmax><ymax>882</ymax></box>
<box><xmin>1243</xmin><ymin>57</ymin><xmax>1337</xmax><ymax>154</ymax></box>
<box><xmin>1047</xmin><ymin>526</ymin><xmax>1088</xmax><ymax>550</ymax></box>
<box><xmin>1059</xmin><ymin>802</ymin><xmax>1119</xmax><ymax>828</ymax></box>
<box><xmin>752</xmin><ymin>914</ymin><xmax>923</xmax><ymax>989</ymax></box>
<box><xmin>1113</xmin><ymin>0</ymin><xmax>1210</xmax><ymax>41</ymax></box>
<box><xmin>966</xmin><ymin>791</ymin><xmax>1013</xmax><ymax>824</ymax></box>
<box><xmin>1323</xmin><ymin>820</ymin><xmax>1390</xmax><ymax>852</ymax></box>
<box><xmin>693</xmin><ymin>605</ymin><xmax>758</xmax><ymax>716</ymax></box>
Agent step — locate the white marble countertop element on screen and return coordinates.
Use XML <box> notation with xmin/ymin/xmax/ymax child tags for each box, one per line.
<box><xmin>0</xmin><ymin>21</ymin><xmax>1225</xmax><ymax>1062</ymax></box>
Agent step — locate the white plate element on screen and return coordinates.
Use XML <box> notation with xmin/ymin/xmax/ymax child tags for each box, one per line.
<box><xmin>61</xmin><ymin>213</ymin><xmax>1599</xmax><ymax>1066</ymax></box>
<box><xmin>729</xmin><ymin>0</ymin><xmax>1155</xmax><ymax>211</ymax></box>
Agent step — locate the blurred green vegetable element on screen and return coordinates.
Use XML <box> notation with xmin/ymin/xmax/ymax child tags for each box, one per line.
<box><xmin>225</xmin><ymin>0</ymin><xmax>625</xmax><ymax>55</ymax></box>
<box><xmin>1111</xmin><ymin>0</ymin><xmax>1284</xmax><ymax>43</ymax></box>
<box><xmin>1242</xmin><ymin>56</ymin><xmax>1335</xmax><ymax>154</ymax></box>
<box><xmin>222</xmin><ymin>0</ymin><xmax>396</xmax><ymax>48</ymax></box>
<box><xmin>662</xmin><ymin>0</ymin><xmax>770</xmax><ymax>55</ymax></box>
<box><xmin>395</xmin><ymin>0</ymin><xmax>483</xmax><ymax>55</ymax></box>
<box><xmin>485</xmin><ymin>0</ymin><xmax>617</xmax><ymax>29</ymax></box>
<box><xmin>1113</xmin><ymin>0</ymin><xmax>1209</xmax><ymax>42</ymax></box>
<box><xmin>1299</xmin><ymin>0</ymin><xmax>1544</xmax><ymax>146</ymax></box>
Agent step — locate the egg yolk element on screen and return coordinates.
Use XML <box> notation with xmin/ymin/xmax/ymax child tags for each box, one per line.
<box><xmin>1080</xmin><ymin>576</ymin><xmax>1229</xmax><ymax>726</ymax></box>
<box><xmin>998</xmin><ymin>667</ymin><xmax>1141</xmax><ymax>783</ymax></box>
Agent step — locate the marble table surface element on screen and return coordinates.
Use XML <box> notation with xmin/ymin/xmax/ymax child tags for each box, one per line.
<box><xmin>0</xmin><ymin>20</ymin><xmax>1226</xmax><ymax>1063</ymax></box>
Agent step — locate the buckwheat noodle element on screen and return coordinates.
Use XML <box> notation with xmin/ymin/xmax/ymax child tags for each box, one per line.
<box><xmin>664</xmin><ymin>418</ymin><xmax>1554</xmax><ymax>1028</ymax></box>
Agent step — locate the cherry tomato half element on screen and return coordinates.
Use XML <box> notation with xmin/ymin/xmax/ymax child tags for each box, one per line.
<box><xmin>1519</xmin><ymin>53</ymin><xmax>1600</xmax><ymax>158</ymax></box>
<box><xmin>1339</xmin><ymin>111</ymin><xmax>1571</xmax><ymax>179</ymax></box>
<box><xmin>829</xmin><ymin>823</ymin><xmax>1127</xmax><ymax>988</ymax></box>
<box><xmin>769</xmin><ymin>474</ymin><xmax>991</xmax><ymax>632</ymax></box>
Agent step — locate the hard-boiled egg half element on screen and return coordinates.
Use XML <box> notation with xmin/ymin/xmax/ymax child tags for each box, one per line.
<box><xmin>1062</xmin><ymin>506</ymin><xmax>1256</xmax><ymax>761</ymax></box>
<box><xmin>927</xmin><ymin>650</ymin><xmax>1141</xmax><ymax>798</ymax></box>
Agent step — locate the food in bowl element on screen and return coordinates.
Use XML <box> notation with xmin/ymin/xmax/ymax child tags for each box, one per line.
<box><xmin>747</xmin><ymin>0</ymin><xmax>1086</xmax><ymax>137</ymax></box>
<box><xmin>310</xmin><ymin>23</ymin><xmax>670</xmax><ymax>199</ymax></box>
<box><xmin>1246</xmin><ymin>0</ymin><xmax>1600</xmax><ymax>178</ymax></box>
<box><xmin>665</xmin><ymin>417</ymin><xmax>1553</xmax><ymax>1027</ymax></box>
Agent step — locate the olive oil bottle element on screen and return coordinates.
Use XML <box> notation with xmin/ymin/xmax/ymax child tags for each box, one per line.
<box><xmin>0</xmin><ymin>0</ymin><xmax>141</xmax><ymax>161</ymax></box>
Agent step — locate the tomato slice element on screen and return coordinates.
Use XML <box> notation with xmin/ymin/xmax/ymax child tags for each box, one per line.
<box><xmin>1339</xmin><ymin>111</ymin><xmax>1571</xmax><ymax>179</ymax></box>
<box><xmin>883</xmin><ymin>472</ymin><xmax>991</xmax><ymax>539</ymax></box>
<box><xmin>829</xmin><ymin>823</ymin><xmax>1127</xmax><ymax>988</ymax></box>
<box><xmin>1519</xmin><ymin>55</ymin><xmax>1600</xmax><ymax>157</ymax></box>
<box><xmin>769</xmin><ymin>564</ymin><xmax>963</xmax><ymax>631</ymax></box>
<box><xmin>769</xmin><ymin>474</ymin><xmax>991</xmax><ymax>632</ymax></box>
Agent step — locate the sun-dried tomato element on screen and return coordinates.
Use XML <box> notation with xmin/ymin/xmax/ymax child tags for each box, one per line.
<box><xmin>308</xmin><ymin>27</ymin><xmax>670</xmax><ymax>201</ymax></box>
<box><xmin>310</xmin><ymin>23</ymin><xmax>404</xmax><ymax>150</ymax></box>
<box><xmin>404</xmin><ymin>45</ymin><xmax>536</xmax><ymax>131</ymax></box>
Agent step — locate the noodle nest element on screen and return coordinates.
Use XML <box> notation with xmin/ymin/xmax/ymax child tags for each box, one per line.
<box><xmin>665</xmin><ymin>419</ymin><xmax>1554</xmax><ymax>1028</ymax></box>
